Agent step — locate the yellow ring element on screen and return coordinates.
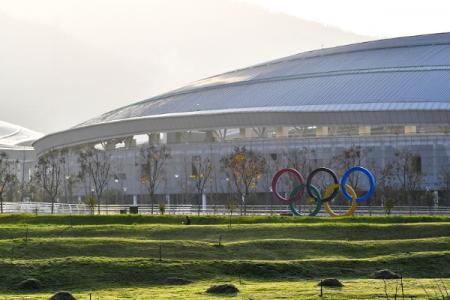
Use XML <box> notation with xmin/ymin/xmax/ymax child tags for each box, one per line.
<box><xmin>323</xmin><ymin>184</ymin><xmax>357</xmax><ymax>217</ymax></box>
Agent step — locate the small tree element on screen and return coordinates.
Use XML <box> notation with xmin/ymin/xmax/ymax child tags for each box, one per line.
<box><xmin>0</xmin><ymin>152</ymin><xmax>18</xmax><ymax>213</ymax></box>
<box><xmin>191</xmin><ymin>156</ymin><xmax>213</xmax><ymax>215</ymax></box>
<box><xmin>35</xmin><ymin>149</ymin><xmax>66</xmax><ymax>214</ymax></box>
<box><xmin>226</xmin><ymin>197</ymin><xmax>237</xmax><ymax>228</ymax></box>
<box><xmin>78</xmin><ymin>146</ymin><xmax>112</xmax><ymax>214</ymax></box>
<box><xmin>383</xmin><ymin>197</ymin><xmax>396</xmax><ymax>215</ymax></box>
<box><xmin>159</xmin><ymin>202</ymin><xmax>166</xmax><ymax>215</ymax></box>
<box><xmin>138</xmin><ymin>144</ymin><xmax>171</xmax><ymax>214</ymax></box>
<box><xmin>422</xmin><ymin>188</ymin><xmax>434</xmax><ymax>210</ymax></box>
<box><xmin>84</xmin><ymin>194</ymin><xmax>97</xmax><ymax>215</ymax></box>
<box><xmin>221</xmin><ymin>146</ymin><xmax>266</xmax><ymax>215</ymax></box>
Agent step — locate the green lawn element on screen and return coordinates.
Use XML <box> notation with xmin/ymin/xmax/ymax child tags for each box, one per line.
<box><xmin>0</xmin><ymin>214</ymin><xmax>449</xmax><ymax>299</ymax></box>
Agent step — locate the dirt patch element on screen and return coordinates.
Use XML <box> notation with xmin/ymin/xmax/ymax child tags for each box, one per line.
<box><xmin>318</xmin><ymin>278</ymin><xmax>344</xmax><ymax>287</ymax></box>
<box><xmin>206</xmin><ymin>284</ymin><xmax>239</xmax><ymax>294</ymax></box>
<box><xmin>49</xmin><ymin>291</ymin><xmax>76</xmax><ymax>300</ymax></box>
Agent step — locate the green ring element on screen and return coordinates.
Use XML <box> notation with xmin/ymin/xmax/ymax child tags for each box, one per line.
<box><xmin>288</xmin><ymin>183</ymin><xmax>322</xmax><ymax>216</ymax></box>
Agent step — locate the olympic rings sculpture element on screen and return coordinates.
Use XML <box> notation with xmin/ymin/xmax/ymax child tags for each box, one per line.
<box><xmin>271</xmin><ymin>166</ymin><xmax>375</xmax><ymax>217</ymax></box>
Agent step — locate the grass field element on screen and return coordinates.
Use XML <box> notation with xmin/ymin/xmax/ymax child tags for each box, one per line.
<box><xmin>0</xmin><ymin>214</ymin><xmax>449</xmax><ymax>299</ymax></box>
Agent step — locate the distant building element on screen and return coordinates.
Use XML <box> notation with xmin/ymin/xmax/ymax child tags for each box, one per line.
<box><xmin>33</xmin><ymin>33</ymin><xmax>450</xmax><ymax>206</ymax></box>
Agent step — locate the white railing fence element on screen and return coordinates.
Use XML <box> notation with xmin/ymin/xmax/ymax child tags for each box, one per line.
<box><xmin>1</xmin><ymin>202</ymin><xmax>450</xmax><ymax>216</ymax></box>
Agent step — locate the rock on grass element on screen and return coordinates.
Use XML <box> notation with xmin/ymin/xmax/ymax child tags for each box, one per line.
<box><xmin>49</xmin><ymin>291</ymin><xmax>76</xmax><ymax>300</ymax></box>
<box><xmin>206</xmin><ymin>284</ymin><xmax>239</xmax><ymax>294</ymax></box>
<box><xmin>372</xmin><ymin>269</ymin><xmax>401</xmax><ymax>279</ymax></box>
<box><xmin>17</xmin><ymin>278</ymin><xmax>42</xmax><ymax>290</ymax></box>
<box><xmin>318</xmin><ymin>278</ymin><xmax>344</xmax><ymax>287</ymax></box>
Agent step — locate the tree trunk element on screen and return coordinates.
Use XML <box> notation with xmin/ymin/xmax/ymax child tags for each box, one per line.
<box><xmin>197</xmin><ymin>192</ymin><xmax>202</xmax><ymax>216</ymax></box>
<box><xmin>150</xmin><ymin>194</ymin><xmax>154</xmax><ymax>214</ymax></box>
<box><xmin>243</xmin><ymin>188</ymin><xmax>249</xmax><ymax>216</ymax></box>
<box><xmin>51</xmin><ymin>198</ymin><xmax>54</xmax><ymax>214</ymax></box>
<box><xmin>239</xmin><ymin>194</ymin><xmax>243</xmax><ymax>216</ymax></box>
<box><xmin>0</xmin><ymin>195</ymin><xmax>3</xmax><ymax>214</ymax></box>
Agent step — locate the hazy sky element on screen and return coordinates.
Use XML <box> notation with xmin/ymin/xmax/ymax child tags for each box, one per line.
<box><xmin>1</xmin><ymin>0</ymin><xmax>449</xmax><ymax>134</ymax></box>
<box><xmin>242</xmin><ymin>0</ymin><xmax>450</xmax><ymax>36</ymax></box>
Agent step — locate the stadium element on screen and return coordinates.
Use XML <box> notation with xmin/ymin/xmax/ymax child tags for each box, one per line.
<box><xmin>32</xmin><ymin>32</ymin><xmax>450</xmax><ymax>210</ymax></box>
<box><xmin>0</xmin><ymin>120</ymin><xmax>40</xmax><ymax>184</ymax></box>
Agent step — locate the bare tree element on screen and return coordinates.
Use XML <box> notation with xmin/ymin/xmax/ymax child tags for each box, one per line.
<box><xmin>35</xmin><ymin>149</ymin><xmax>66</xmax><ymax>214</ymax></box>
<box><xmin>78</xmin><ymin>146</ymin><xmax>112</xmax><ymax>214</ymax></box>
<box><xmin>0</xmin><ymin>152</ymin><xmax>18</xmax><ymax>213</ymax></box>
<box><xmin>264</xmin><ymin>152</ymin><xmax>283</xmax><ymax>215</ymax></box>
<box><xmin>24</xmin><ymin>176</ymin><xmax>43</xmax><ymax>202</ymax></box>
<box><xmin>370</xmin><ymin>160</ymin><xmax>397</xmax><ymax>215</ymax></box>
<box><xmin>438</xmin><ymin>165</ymin><xmax>450</xmax><ymax>207</ymax></box>
<box><xmin>284</xmin><ymin>147</ymin><xmax>318</xmax><ymax>173</ymax></box>
<box><xmin>332</xmin><ymin>146</ymin><xmax>364</xmax><ymax>190</ymax></box>
<box><xmin>77</xmin><ymin>158</ymin><xmax>92</xmax><ymax>201</ymax></box>
<box><xmin>392</xmin><ymin>149</ymin><xmax>424</xmax><ymax>207</ymax></box>
<box><xmin>191</xmin><ymin>156</ymin><xmax>213</xmax><ymax>215</ymax></box>
<box><xmin>138</xmin><ymin>144</ymin><xmax>171</xmax><ymax>214</ymax></box>
<box><xmin>221</xmin><ymin>146</ymin><xmax>266</xmax><ymax>215</ymax></box>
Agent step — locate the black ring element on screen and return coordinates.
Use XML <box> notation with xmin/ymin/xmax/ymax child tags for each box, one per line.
<box><xmin>306</xmin><ymin>167</ymin><xmax>339</xmax><ymax>202</ymax></box>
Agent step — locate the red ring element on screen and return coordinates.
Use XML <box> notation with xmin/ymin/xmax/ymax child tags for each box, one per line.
<box><xmin>271</xmin><ymin>168</ymin><xmax>305</xmax><ymax>203</ymax></box>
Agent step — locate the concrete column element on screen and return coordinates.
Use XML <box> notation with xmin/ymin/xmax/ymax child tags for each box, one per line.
<box><xmin>358</xmin><ymin>126</ymin><xmax>371</xmax><ymax>136</ymax></box>
<box><xmin>276</xmin><ymin>127</ymin><xmax>288</xmax><ymax>138</ymax></box>
<box><xmin>202</xmin><ymin>193</ymin><xmax>207</xmax><ymax>212</ymax></box>
<box><xmin>160</xmin><ymin>133</ymin><xmax>167</xmax><ymax>144</ymax></box>
<box><xmin>405</xmin><ymin>125</ymin><xmax>417</xmax><ymax>135</ymax></box>
<box><xmin>205</xmin><ymin>131</ymin><xmax>215</xmax><ymax>142</ymax></box>
<box><xmin>166</xmin><ymin>194</ymin><xmax>170</xmax><ymax>208</ymax></box>
<box><xmin>316</xmin><ymin>126</ymin><xmax>329</xmax><ymax>136</ymax></box>
<box><xmin>239</xmin><ymin>128</ymin><xmax>252</xmax><ymax>139</ymax></box>
<box><xmin>148</xmin><ymin>133</ymin><xmax>160</xmax><ymax>145</ymax></box>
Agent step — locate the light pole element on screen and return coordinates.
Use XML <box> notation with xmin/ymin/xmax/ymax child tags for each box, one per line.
<box><xmin>114</xmin><ymin>176</ymin><xmax>120</xmax><ymax>204</ymax></box>
<box><xmin>173</xmin><ymin>174</ymin><xmax>180</xmax><ymax>212</ymax></box>
<box><xmin>123</xmin><ymin>187</ymin><xmax>127</xmax><ymax>204</ymax></box>
<box><xmin>64</xmin><ymin>175</ymin><xmax>70</xmax><ymax>203</ymax></box>
<box><xmin>91</xmin><ymin>187</ymin><xmax>96</xmax><ymax>214</ymax></box>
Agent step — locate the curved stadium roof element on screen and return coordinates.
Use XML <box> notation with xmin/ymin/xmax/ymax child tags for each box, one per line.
<box><xmin>34</xmin><ymin>33</ymin><xmax>450</xmax><ymax>154</ymax></box>
<box><xmin>0</xmin><ymin>120</ymin><xmax>42</xmax><ymax>150</ymax></box>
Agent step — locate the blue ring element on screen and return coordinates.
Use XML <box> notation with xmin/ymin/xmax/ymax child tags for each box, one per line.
<box><xmin>340</xmin><ymin>166</ymin><xmax>375</xmax><ymax>203</ymax></box>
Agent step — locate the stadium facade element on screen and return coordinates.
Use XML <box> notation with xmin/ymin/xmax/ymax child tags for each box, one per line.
<box><xmin>32</xmin><ymin>33</ymin><xmax>450</xmax><ymax>207</ymax></box>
